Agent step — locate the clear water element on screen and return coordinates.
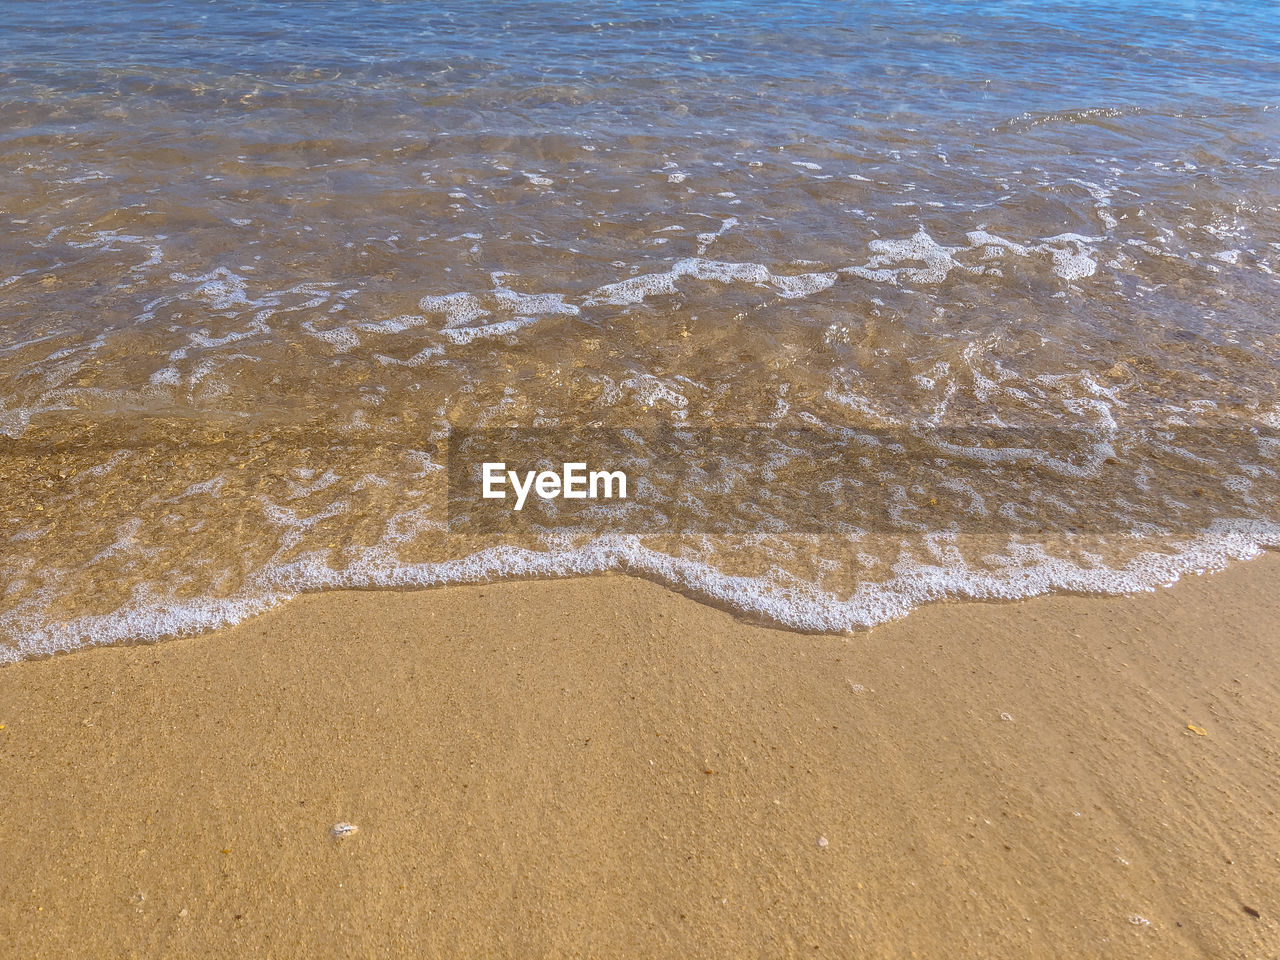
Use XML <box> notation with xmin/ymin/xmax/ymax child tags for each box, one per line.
<box><xmin>2</xmin><ymin>0</ymin><xmax>1280</xmax><ymax>658</ymax></box>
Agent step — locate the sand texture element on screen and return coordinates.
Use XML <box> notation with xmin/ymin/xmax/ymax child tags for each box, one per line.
<box><xmin>2</xmin><ymin>558</ymin><xmax>1279</xmax><ymax>958</ymax></box>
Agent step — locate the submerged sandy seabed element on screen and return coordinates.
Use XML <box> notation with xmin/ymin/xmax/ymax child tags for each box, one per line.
<box><xmin>1</xmin><ymin>557</ymin><xmax>1278</xmax><ymax>959</ymax></box>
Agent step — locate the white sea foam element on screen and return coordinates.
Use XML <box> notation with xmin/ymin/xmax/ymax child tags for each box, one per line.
<box><xmin>418</xmin><ymin>291</ymin><xmax>488</xmax><ymax>325</ymax></box>
<box><xmin>4</xmin><ymin>519</ymin><xmax>1276</xmax><ymax>663</ymax></box>
<box><xmin>195</xmin><ymin>224</ymin><xmax>1152</xmax><ymax>367</ymax></box>
<box><xmin>440</xmin><ymin>315</ymin><xmax>544</xmax><ymax>344</ymax></box>
<box><xmin>584</xmin><ymin>257</ymin><xmax>836</xmax><ymax>306</ymax></box>
<box><xmin>862</xmin><ymin>230</ymin><xmax>968</xmax><ymax>283</ymax></box>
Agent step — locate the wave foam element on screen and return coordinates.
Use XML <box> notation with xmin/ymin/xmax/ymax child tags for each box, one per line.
<box><xmin>3</xmin><ymin>520</ymin><xmax>1275</xmax><ymax>663</ymax></box>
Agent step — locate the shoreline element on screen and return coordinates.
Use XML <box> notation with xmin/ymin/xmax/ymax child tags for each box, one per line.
<box><xmin>3</xmin><ymin>557</ymin><xmax>1279</xmax><ymax>957</ymax></box>
<box><xmin>6</xmin><ymin>532</ymin><xmax>1278</xmax><ymax>661</ymax></box>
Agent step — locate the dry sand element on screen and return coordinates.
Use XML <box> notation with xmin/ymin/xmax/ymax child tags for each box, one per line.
<box><xmin>2</xmin><ymin>557</ymin><xmax>1279</xmax><ymax>958</ymax></box>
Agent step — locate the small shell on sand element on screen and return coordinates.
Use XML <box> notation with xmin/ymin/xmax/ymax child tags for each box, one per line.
<box><xmin>331</xmin><ymin>822</ymin><xmax>359</xmax><ymax>839</ymax></box>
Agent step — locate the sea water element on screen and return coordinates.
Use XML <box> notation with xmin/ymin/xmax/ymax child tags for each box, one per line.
<box><xmin>2</xmin><ymin>0</ymin><xmax>1279</xmax><ymax>658</ymax></box>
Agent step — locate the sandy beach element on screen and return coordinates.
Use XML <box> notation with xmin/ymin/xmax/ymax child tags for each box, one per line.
<box><xmin>5</xmin><ymin>1</ymin><xmax>1280</xmax><ymax>957</ymax></box>
<box><xmin>2</xmin><ymin>558</ymin><xmax>1277</xmax><ymax>959</ymax></box>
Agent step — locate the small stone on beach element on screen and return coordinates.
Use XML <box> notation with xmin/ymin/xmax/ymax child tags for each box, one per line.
<box><xmin>331</xmin><ymin>822</ymin><xmax>359</xmax><ymax>839</ymax></box>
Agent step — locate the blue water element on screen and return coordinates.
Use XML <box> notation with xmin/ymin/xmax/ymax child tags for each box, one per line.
<box><xmin>4</xmin><ymin>1</ymin><xmax>1278</xmax><ymax>131</ymax></box>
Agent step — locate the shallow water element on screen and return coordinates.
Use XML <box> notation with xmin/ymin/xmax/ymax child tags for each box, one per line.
<box><xmin>3</xmin><ymin>0</ymin><xmax>1280</xmax><ymax>658</ymax></box>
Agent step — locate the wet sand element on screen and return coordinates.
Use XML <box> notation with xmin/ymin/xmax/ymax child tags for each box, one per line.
<box><xmin>2</xmin><ymin>558</ymin><xmax>1278</xmax><ymax>959</ymax></box>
